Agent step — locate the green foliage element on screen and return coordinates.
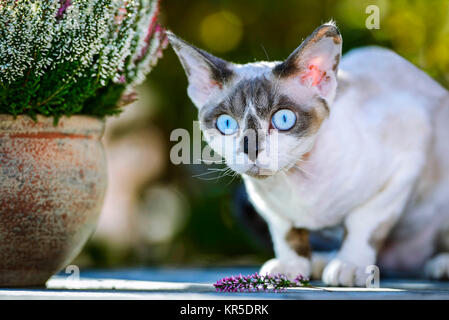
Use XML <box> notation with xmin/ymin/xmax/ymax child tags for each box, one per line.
<box><xmin>0</xmin><ymin>0</ymin><xmax>167</xmax><ymax>119</ymax></box>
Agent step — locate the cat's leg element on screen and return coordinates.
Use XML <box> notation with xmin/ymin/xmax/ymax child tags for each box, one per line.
<box><xmin>260</xmin><ymin>217</ymin><xmax>312</xmax><ymax>280</ymax></box>
<box><xmin>322</xmin><ymin>173</ymin><xmax>417</xmax><ymax>286</ymax></box>
<box><xmin>425</xmin><ymin>253</ymin><xmax>449</xmax><ymax>279</ymax></box>
<box><xmin>425</xmin><ymin>224</ymin><xmax>449</xmax><ymax>279</ymax></box>
<box><xmin>311</xmin><ymin>251</ymin><xmax>336</xmax><ymax>280</ymax></box>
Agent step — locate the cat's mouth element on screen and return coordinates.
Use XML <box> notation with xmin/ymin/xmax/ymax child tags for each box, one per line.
<box><xmin>244</xmin><ymin>165</ymin><xmax>275</xmax><ymax>179</ymax></box>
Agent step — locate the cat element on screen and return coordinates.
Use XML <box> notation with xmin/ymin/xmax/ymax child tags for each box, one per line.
<box><xmin>167</xmin><ymin>21</ymin><xmax>449</xmax><ymax>286</ymax></box>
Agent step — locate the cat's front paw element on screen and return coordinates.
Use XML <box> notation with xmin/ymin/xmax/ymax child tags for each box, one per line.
<box><xmin>425</xmin><ymin>253</ymin><xmax>449</xmax><ymax>279</ymax></box>
<box><xmin>322</xmin><ymin>258</ymin><xmax>367</xmax><ymax>287</ymax></box>
<box><xmin>259</xmin><ymin>257</ymin><xmax>311</xmax><ymax>281</ymax></box>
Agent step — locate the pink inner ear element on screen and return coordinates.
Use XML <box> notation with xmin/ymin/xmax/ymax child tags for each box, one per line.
<box><xmin>300</xmin><ymin>64</ymin><xmax>327</xmax><ymax>87</ymax></box>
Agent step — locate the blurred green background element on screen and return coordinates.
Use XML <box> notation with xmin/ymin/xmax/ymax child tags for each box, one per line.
<box><xmin>75</xmin><ymin>0</ymin><xmax>449</xmax><ymax>269</ymax></box>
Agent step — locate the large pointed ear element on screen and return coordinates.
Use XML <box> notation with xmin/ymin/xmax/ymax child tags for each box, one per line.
<box><xmin>273</xmin><ymin>23</ymin><xmax>342</xmax><ymax>104</ymax></box>
<box><xmin>167</xmin><ymin>32</ymin><xmax>235</xmax><ymax>108</ymax></box>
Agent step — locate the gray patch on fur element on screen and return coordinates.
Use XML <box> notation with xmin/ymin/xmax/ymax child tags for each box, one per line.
<box><xmin>333</xmin><ymin>54</ymin><xmax>340</xmax><ymax>71</ymax></box>
<box><xmin>199</xmin><ymin>76</ymin><xmax>317</xmax><ymax>138</ymax></box>
<box><xmin>243</xmin><ymin>114</ymin><xmax>261</xmax><ymax>132</ymax></box>
<box><xmin>242</xmin><ymin>113</ymin><xmax>262</xmax><ymax>160</ymax></box>
<box><xmin>229</xmin><ymin>77</ymin><xmax>277</xmax><ymax>119</ymax></box>
<box><xmin>199</xmin><ymin>77</ymin><xmax>276</xmax><ymax>129</ymax></box>
<box><xmin>317</xmin><ymin>96</ymin><xmax>330</xmax><ymax>114</ymax></box>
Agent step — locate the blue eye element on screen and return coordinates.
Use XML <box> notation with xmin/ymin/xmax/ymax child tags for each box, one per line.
<box><xmin>271</xmin><ymin>109</ymin><xmax>296</xmax><ymax>131</ymax></box>
<box><xmin>216</xmin><ymin>114</ymin><xmax>238</xmax><ymax>135</ymax></box>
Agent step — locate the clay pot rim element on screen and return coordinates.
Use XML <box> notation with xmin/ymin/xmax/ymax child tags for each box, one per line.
<box><xmin>0</xmin><ymin>114</ymin><xmax>105</xmax><ymax>138</ymax></box>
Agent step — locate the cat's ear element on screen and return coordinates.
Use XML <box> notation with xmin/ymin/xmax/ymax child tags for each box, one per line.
<box><xmin>273</xmin><ymin>22</ymin><xmax>342</xmax><ymax>104</ymax></box>
<box><xmin>167</xmin><ymin>32</ymin><xmax>234</xmax><ymax>108</ymax></box>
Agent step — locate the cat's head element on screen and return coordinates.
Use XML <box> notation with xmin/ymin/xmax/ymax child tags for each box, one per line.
<box><xmin>168</xmin><ymin>22</ymin><xmax>342</xmax><ymax>178</ymax></box>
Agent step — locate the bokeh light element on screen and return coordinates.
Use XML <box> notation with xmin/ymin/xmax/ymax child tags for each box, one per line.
<box><xmin>200</xmin><ymin>10</ymin><xmax>243</xmax><ymax>53</ymax></box>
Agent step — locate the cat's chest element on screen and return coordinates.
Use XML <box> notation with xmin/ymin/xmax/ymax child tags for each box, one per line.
<box><xmin>243</xmin><ymin>172</ymin><xmax>350</xmax><ymax>230</ymax></box>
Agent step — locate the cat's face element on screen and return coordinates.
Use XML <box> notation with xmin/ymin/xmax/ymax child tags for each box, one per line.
<box><xmin>168</xmin><ymin>23</ymin><xmax>342</xmax><ymax>178</ymax></box>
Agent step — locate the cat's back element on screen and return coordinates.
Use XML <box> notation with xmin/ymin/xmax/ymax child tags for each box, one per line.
<box><xmin>332</xmin><ymin>45</ymin><xmax>449</xmax><ymax>183</ymax></box>
<box><xmin>334</xmin><ymin>46</ymin><xmax>448</xmax><ymax>144</ymax></box>
<box><xmin>338</xmin><ymin>46</ymin><xmax>448</xmax><ymax>102</ymax></box>
<box><xmin>315</xmin><ymin>45</ymin><xmax>449</xmax><ymax>195</ymax></box>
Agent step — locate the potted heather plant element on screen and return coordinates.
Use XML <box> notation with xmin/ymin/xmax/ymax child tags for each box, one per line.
<box><xmin>0</xmin><ymin>0</ymin><xmax>167</xmax><ymax>287</ymax></box>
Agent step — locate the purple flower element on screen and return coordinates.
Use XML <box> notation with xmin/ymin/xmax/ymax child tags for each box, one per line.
<box><xmin>213</xmin><ymin>272</ymin><xmax>310</xmax><ymax>293</ymax></box>
<box><xmin>56</xmin><ymin>0</ymin><xmax>72</xmax><ymax>20</ymax></box>
<box><xmin>117</xmin><ymin>75</ymin><xmax>126</xmax><ymax>84</ymax></box>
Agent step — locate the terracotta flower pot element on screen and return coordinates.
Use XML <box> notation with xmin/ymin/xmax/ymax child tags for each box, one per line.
<box><xmin>0</xmin><ymin>115</ymin><xmax>107</xmax><ymax>287</ymax></box>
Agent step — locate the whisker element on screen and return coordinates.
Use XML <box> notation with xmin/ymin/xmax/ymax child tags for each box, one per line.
<box><xmin>213</xmin><ymin>167</ymin><xmax>235</xmax><ymax>183</ymax></box>
<box><xmin>207</xmin><ymin>167</ymin><xmax>228</xmax><ymax>172</ymax></box>
<box><xmin>260</xmin><ymin>44</ymin><xmax>270</xmax><ymax>61</ymax></box>
<box><xmin>194</xmin><ymin>175</ymin><xmax>226</xmax><ymax>181</ymax></box>
<box><xmin>192</xmin><ymin>171</ymin><xmax>222</xmax><ymax>178</ymax></box>
<box><xmin>290</xmin><ymin>163</ymin><xmax>315</xmax><ymax>178</ymax></box>
<box><xmin>277</xmin><ymin>154</ymin><xmax>316</xmax><ymax>178</ymax></box>
<box><xmin>226</xmin><ymin>171</ymin><xmax>240</xmax><ymax>186</ymax></box>
<box><xmin>195</xmin><ymin>158</ymin><xmax>225</xmax><ymax>164</ymax></box>
<box><xmin>295</xmin><ymin>157</ymin><xmax>313</xmax><ymax>164</ymax></box>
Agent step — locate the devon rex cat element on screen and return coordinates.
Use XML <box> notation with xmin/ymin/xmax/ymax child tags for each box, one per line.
<box><xmin>168</xmin><ymin>22</ymin><xmax>449</xmax><ymax>286</ymax></box>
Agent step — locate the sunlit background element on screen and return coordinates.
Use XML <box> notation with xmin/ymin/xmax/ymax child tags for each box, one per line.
<box><xmin>74</xmin><ymin>0</ymin><xmax>449</xmax><ymax>269</ymax></box>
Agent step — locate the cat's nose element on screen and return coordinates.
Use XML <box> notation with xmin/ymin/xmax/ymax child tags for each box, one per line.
<box><xmin>243</xmin><ymin>135</ymin><xmax>259</xmax><ymax>161</ymax></box>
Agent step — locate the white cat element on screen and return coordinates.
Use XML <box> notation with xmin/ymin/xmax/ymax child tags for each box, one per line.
<box><xmin>168</xmin><ymin>22</ymin><xmax>449</xmax><ymax>286</ymax></box>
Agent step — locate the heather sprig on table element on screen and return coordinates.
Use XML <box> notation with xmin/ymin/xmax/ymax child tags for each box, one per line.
<box><xmin>214</xmin><ymin>273</ymin><xmax>310</xmax><ymax>293</ymax></box>
<box><xmin>0</xmin><ymin>0</ymin><xmax>167</xmax><ymax>119</ymax></box>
